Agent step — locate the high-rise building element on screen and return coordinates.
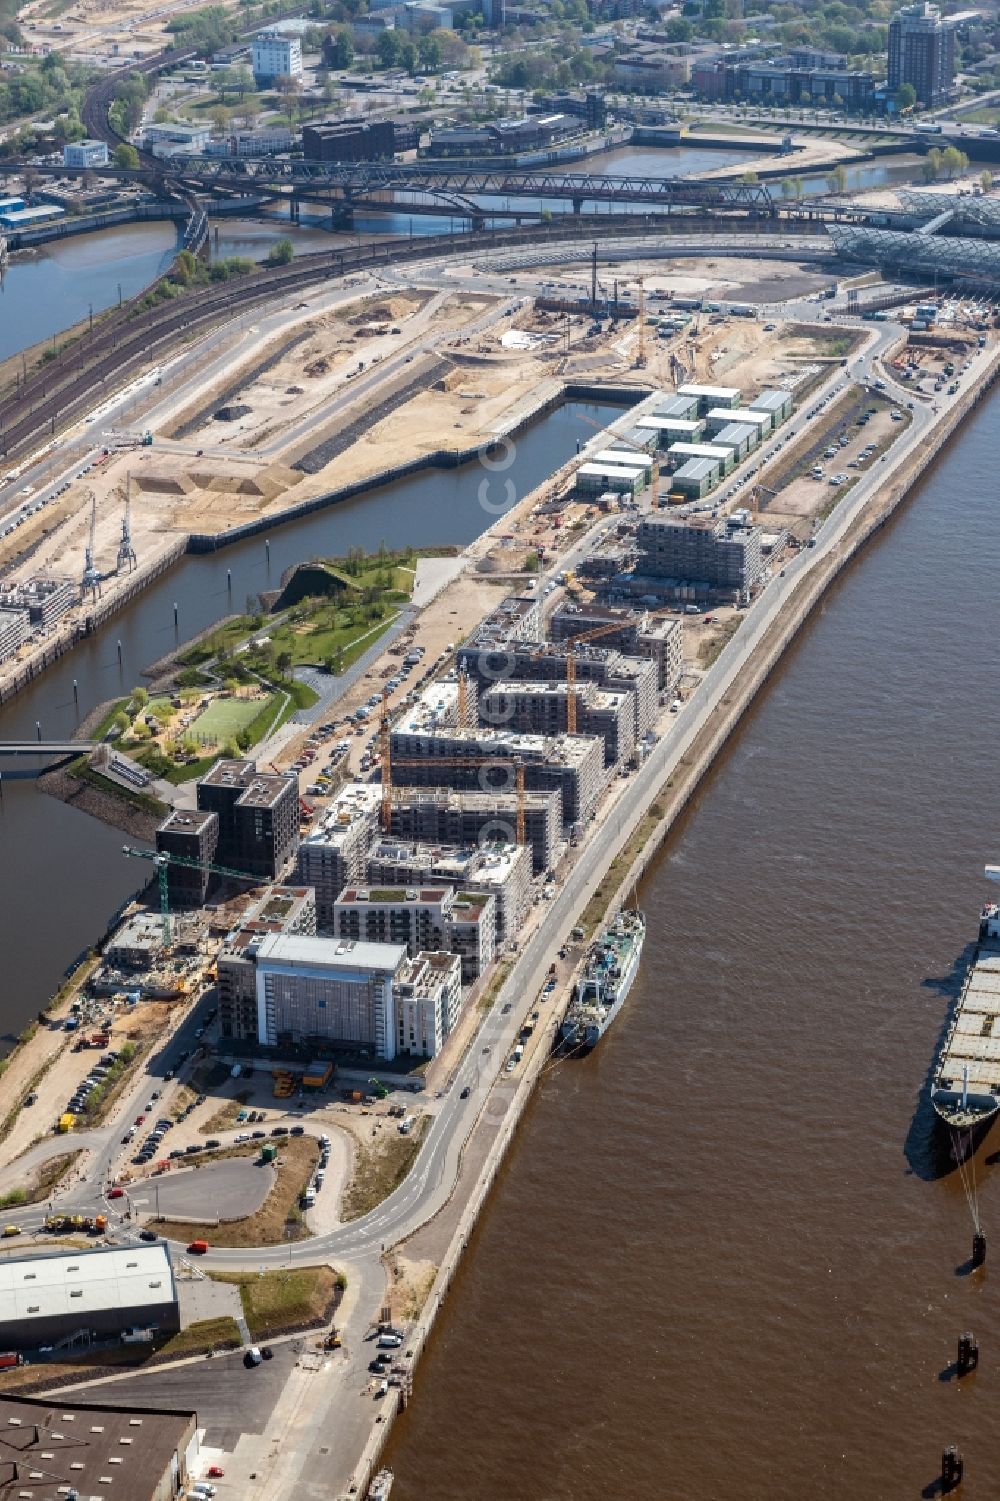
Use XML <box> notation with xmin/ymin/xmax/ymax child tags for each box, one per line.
<box><xmin>196</xmin><ymin>759</ymin><xmax>299</xmax><ymax>880</ymax></box>
<box><xmin>888</xmin><ymin>3</ymin><xmax>956</xmax><ymax>107</ymax></box>
<box><xmin>155</xmin><ymin>809</ymin><xmax>219</xmax><ymax>908</ymax></box>
<box><xmin>254</xmin><ymin>933</ymin><xmax>407</xmax><ymax>1059</ymax></box>
<box><xmin>218</xmin><ymin>886</ymin><xmax>317</xmax><ymax>1040</ymax></box>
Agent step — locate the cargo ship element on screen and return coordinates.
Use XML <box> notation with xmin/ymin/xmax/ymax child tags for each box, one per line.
<box><xmin>561</xmin><ymin>909</ymin><xmax>645</xmax><ymax>1052</ymax></box>
<box><xmin>930</xmin><ymin>871</ymin><xmax>1000</xmax><ymax>1131</ymax></box>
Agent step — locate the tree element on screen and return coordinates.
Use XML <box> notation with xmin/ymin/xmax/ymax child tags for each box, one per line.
<box><xmin>826</xmin><ymin>163</ymin><xmax>848</xmax><ymax>193</ymax></box>
<box><xmin>326</xmin><ymin>28</ymin><xmax>353</xmax><ymax>69</ymax></box>
<box><xmin>113</xmin><ymin>143</ymin><xmax>139</xmax><ymax>170</ymax></box>
<box><xmin>210</xmin><ymin>105</ymin><xmax>230</xmax><ymax>137</ymax></box>
<box><xmin>111</xmin><ymin>711</ymin><xmax>130</xmax><ymax>738</ymax></box>
<box><xmin>740</xmin><ymin>169</ymin><xmax>758</xmax><ymax>184</ymax></box>
<box><xmin>941</xmin><ymin>144</ymin><xmax>968</xmax><ymax>179</ymax></box>
<box><xmin>233</xmin><ymin>65</ymin><xmax>254</xmax><ymax>101</ymax></box>
<box><xmin>895</xmin><ymin>82</ymin><xmax>917</xmax><ymax>111</ymax></box>
<box><xmin>266</xmin><ymin>237</ymin><xmax>294</xmax><ymax>265</ymax></box>
<box><xmin>418</xmin><ymin>33</ymin><xmax>443</xmax><ymax>71</ymax></box>
<box><xmin>922</xmin><ymin>146</ymin><xmax>943</xmax><ymax>182</ymax></box>
<box><xmin>398</xmin><ymin>37</ymin><xmax>418</xmax><ymax>74</ymax></box>
<box><xmin>376</xmin><ymin>28</ymin><xmax>400</xmax><ymax>68</ymax></box>
<box><xmin>982</xmin><ymin>168</ymin><xmax>994</xmax><ymax>192</ymax></box>
<box><xmin>780</xmin><ymin>176</ymin><xmax>794</xmax><ymax>198</ymax></box>
<box><xmin>130</xmin><ymin>687</ymin><xmax>149</xmax><ymax>712</ymax></box>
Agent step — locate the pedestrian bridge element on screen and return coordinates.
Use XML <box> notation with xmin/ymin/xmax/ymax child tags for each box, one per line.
<box><xmin>0</xmin><ymin>741</ymin><xmax>96</xmax><ymax>756</ymax></box>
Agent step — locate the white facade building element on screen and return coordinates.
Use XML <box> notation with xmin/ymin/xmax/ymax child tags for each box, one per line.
<box><xmin>251</xmin><ymin>31</ymin><xmax>303</xmax><ymax>83</ymax></box>
<box><xmin>396</xmin><ymin>951</ymin><xmax>462</xmax><ymax>1057</ymax></box>
<box><xmin>63</xmin><ymin>139</ymin><xmax>109</xmax><ymax>167</ymax></box>
<box><xmin>254</xmin><ymin>932</ymin><xmax>405</xmax><ymax>1060</ymax></box>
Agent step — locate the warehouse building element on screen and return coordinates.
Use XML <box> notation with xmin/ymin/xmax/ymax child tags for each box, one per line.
<box><xmin>636</xmin><ymin>511</ymin><xmax>763</xmax><ymax>599</ymax></box>
<box><xmin>396</xmin><ymin>951</ymin><xmax>463</xmax><ymax>1057</ymax></box>
<box><xmin>0</xmin><ymin>1396</ymin><xmax>198</xmax><ymax>1501</ymax></box>
<box><xmin>303</xmin><ymin>119</ymin><xmax>395</xmax><ymax>162</ymax></box>
<box><xmin>387</xmin><ymin>787</ymin><xmax>561</xmax><ymax>877</ymax></box>
<box><xmin>704</xmin><ymin>406</ymin><xmax>773</xmax><ymax>439</ymax></box>
<box><xmin>575</xmin><ymin>461</ymin><xmax>644</xmax><ymax>497</ymax></box>
<box><xmin>665</xmin><ymin>441</ymin><xmax>734</xmax><ymax>475</ymax></box>
<box><xmin>367</xmin><ymin>839</ymin><xmax>530</xmax><ymax>945</ymax></box>
<box><xmin>633</xmin><ymin>415</ymin><xmax>706</xmax><ymax>446</ymax></box>
<box><xmin>479</xmin><ymin>679</ymin><xmax>636</xmax><ymax>768</ymax></box>
<box><xmin>709</xmin><ymin>421</ymin><xmax>759</xmax><ymax>461</ymax></box>
<box><xmin>196</xmin><ymin>759</ymin><xmax>299</xmax><ymax>879</ymax></box>
<box><xmin>155</xmin><ymin>809</ymin><xmax>219</xmax><ymax>908</ymax></box>
<box><xmin>750</xmin><ymin>388</ymin><xmax>794</xmax><ymax>427</ymax></box>
<box><xmin>297</xmin><ymin>783</ymin><xmax>382</xmax><ymax>931</ymax></box>
<box><xmin>670</xmin><ymin>457</ymin><xmax>720</xmax><ymax>499</ymax></box>
<box><xmin>0</xmin><ymin>1244</ymin><xmax>179</xmax><ymax>1352</ymax></box>
<box><xmin>650</xmin><ymin>393</ymin><xmax>700</xmax><ymax>421</ymax></box>
<box><xmin>254</xmin><ymin>933</ymin><xmax>407</xmax><ymax>1058</ymax></box>
<box><xmin>676</xmin><ymin>383</ymin><xmax>740</xmax><ymax>416</ymax></box>
<box><xmin>218</xmin><ymin>886</ymin><xmax>317</xmax><ymax>1040</ymax></box>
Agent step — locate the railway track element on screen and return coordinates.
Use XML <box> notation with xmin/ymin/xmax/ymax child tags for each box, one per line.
<box><xmin>0</xmin><ymin>216</ymin><xmax>812</xmax><ymax>463</ymax></box>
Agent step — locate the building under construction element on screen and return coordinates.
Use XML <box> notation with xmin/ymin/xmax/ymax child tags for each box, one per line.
<box><xmin>389</xmin><ymin>680</ymin><xmax>607</xmax><ymax>825</ymax></box>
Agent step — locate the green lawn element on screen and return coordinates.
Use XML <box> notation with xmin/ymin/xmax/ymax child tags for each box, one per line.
<box><xmin>189</xmin><ymin>692</ymin><xmax>281</xmax><ymax>745</ymax></box>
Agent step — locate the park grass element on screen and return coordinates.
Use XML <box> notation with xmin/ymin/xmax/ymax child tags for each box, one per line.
<box><xmin>189</xmin><ymin>691</ymin><xmax>281</xmax><ymax>744</ymax></box>
<box><xmin>209</xmin><ymin>1266</ymin><xmax>338</xmax><ymax>1338</ymax></box>
<box><xmin>342</xmin><ymin>1117</ymin><xmax>429</xmax><ymax>1223</ymax></box>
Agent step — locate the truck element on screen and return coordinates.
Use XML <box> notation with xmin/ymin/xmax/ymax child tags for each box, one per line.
<box><xmin>120</xmin><ymin>1327</ymin><xmax>154</xmax><ymax>1345</ymax></box>
<box><xmin>397</xmin><ymin>1116</ymin><xmax>415</xmax><ymax>1135</ymax></box>
<box><xmin>0</xmin><ymin>1352</ymin><xmax>23</xmax><ymax>1369</ymax></box>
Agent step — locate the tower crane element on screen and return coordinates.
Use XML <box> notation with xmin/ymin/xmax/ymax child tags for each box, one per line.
<box><xmin>121</xmin><ymin>844</ymin><xmax>265</xmax><ymax>947</ymax></box>
<box><xmin>81</xmin><ymin>491</ymin><xmax>101</xmax><ymax>600</ymax></box>
<box><xmin>116</xmin><ymin>474</ymin><xmax>137</xmax><ymax>574</ymax></box>
<box><xmin>378</xmin><ymin>690</ymin><xmax>526</xmax><ymax>844</ymax></box>
<box><xmin>563</xmin><ymin>618</ymin><xmax>633</xmax><ymax>734</ymax></box>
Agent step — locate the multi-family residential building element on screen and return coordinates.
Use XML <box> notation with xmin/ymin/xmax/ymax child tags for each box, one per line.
<box><xmin>396</xmin><ymin>951</ymin><xmax>462</xmax><ymax>1057</ymax></box>
<box><xmin>196</xmin><ymin>759</ymin><xmax>299</xmax><ymax>880</ymax></box>
<box><xmin>297</xmin><ymin>783</ymin><xmax>382</xmax><ymax>930</ymax></box>
<box><xmin>251</xmin><ymin>31</ymin><xmax>302</xmax><ymax>84</ymax></box>
<box><xmin>888</xmin><ymin>1</ymin><xmax>956</xmax><ymax>107</ymax></box>
<box><xmin>253</xmin><ymin>933</ymin><xmax>406</xmax><ymax>1058</ymax></box>
<box><xmin>217</xmin><ymin>886</ymin><xmax>317</xmax><ymax>1040</ymax></box>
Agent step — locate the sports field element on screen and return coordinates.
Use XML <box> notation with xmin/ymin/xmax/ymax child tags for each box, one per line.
<box><xmin>189</xmin><ymin>692</ymin><xmax>280</xmax><ymax>745</ymax></box>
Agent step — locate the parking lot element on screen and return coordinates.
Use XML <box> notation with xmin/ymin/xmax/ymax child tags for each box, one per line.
<box><xmin>129</xmin><ymin>1158</ymin><xmax>274</xmax><ymax>1223</ymax></box>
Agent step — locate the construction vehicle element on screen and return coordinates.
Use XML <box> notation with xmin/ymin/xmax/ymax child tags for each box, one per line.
<box><xmin>322</xmin><ymin>1329</ymin><xmax>343</xmax><ymax>1350</ymax></box>
<box><xmin>368</xmin><ymin>1077</ymin><xmax>391</xmax><ymax>1100</ymax></box>
<box><xmin>121</xmin><ymin>845</ymin><xmax>266</xmax><ymax>947</ymax></box>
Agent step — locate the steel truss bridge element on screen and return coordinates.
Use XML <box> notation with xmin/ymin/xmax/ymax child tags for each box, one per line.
<box><xmin>155</xmin><ymin>159</ymin><xmax>776</xmax><ymax>218</ymax></box>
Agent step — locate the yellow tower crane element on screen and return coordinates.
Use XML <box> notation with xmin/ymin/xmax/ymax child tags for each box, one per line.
<box><xmin>379</xmin><ymin>690</ymin><xmax>526</xmax><ymax>845</ymax></box>
<box><xmin>564</xmin><ymin>618</ymin><xmax>636</xmax><ymax>735</ymax></box>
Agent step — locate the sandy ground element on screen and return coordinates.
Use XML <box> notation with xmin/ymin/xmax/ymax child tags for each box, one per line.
<box><xmin>701</xmin><ymin>133</ymin><xmax>866</xmax><ymax>180</ymax></box>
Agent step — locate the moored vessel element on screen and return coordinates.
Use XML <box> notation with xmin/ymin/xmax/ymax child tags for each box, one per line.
<box><xmin>930</xmin><ymin>869</ymin><xmax>1000</xmax><ymax>1131</ymax></box>
<box><xmin>561</xmin><ymin>909</ymin><xmax>645</xmax><ymax>1052</ymax></box>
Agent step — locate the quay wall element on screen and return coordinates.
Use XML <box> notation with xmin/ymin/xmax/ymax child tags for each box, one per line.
<box><xmin>344</xmin><ymin>348</ymin><xmax>1000</xmax><ymax>1498</ymax></box>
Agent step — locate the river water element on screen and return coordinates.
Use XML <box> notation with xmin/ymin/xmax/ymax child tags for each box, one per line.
<box><xmin>380</xmin><ymin>392</ymin><xmax>1000</xmax><ymax>1498</ymax></box>
<box><xmin>0</xmin><ymin>399</ymin><xmax>618</xmax><ymax>1034</ymax></box>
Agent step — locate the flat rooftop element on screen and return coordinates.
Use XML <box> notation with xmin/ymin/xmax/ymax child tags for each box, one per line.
<box><xmin>158</xmin><ymin>809</ymin><xmax>217</xmax><ymax>835</ymax></box>
<box><xmin>339</xmin><ymin>886</ymin><xmax>453</xmax><ymax>905</ymax></box>
<box><xmin>0</xmin><ymin>1243</ymin><xmax>175</xmax><ymax>1323</ymax></box>
<box><xmin>391</xmin><ymin>722</ymin><xmax>599</xmax><ymax>768</ymax></box>
<box><xmin>238</xmin><ymin>773</ymin><xmax>295</xmax><ymax>810</ymax></box>
<box><xmin>199</xmin><ymin>757</ymin><xmax>255</xmax><ymax>789</ymax></box>
<box><xmin>303</xmin><ymin>783</ymin><xmax>382</xmax><ymax>845</ymax></box>
<box><xmin>255</xmin><ymin>931</ymin><xmax>407</xmax><ymax>974</ymax></box>
<box><xmin>0</xmin><ymin>1394</ymin><xmax>194</xmax><ymax>1501</ymax></box>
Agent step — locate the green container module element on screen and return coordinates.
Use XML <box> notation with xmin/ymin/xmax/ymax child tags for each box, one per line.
<box><xmin>261</xmin><ymin>1143</ymin><xmax>278</xmax><ymax>1163</ymax></box>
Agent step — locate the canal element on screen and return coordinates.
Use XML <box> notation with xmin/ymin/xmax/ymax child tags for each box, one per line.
<box><xmin>381</xmin><ymin>390</ymin><xmax>1000</xmax><ymax>1498</ymax></box>
<box><xmin>0</xmin><ymin>399</ymin><xmax>620</xmax><ymax>1034</ymax></box>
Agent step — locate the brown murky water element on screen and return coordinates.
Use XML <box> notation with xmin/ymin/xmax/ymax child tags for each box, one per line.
<box><xmin>384</xmin><ymin>396</ymin><xmax>1000</xmax><ymax>1499</ymax></box>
